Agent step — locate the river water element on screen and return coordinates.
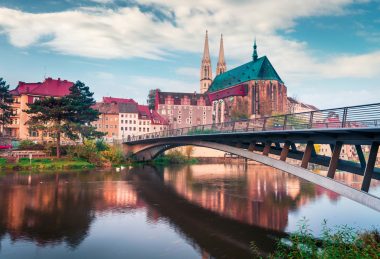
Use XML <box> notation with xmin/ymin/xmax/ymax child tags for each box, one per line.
<box><xmin>0</xmin><ymin>164</ymin><xmax>379</xmax><ymax>258</ymax></box>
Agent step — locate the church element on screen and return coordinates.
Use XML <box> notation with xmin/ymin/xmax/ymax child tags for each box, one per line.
<box><xmin>201</xmin><ymin>31</ymin><xmax>288</xmax><ymax>123</ymax></box>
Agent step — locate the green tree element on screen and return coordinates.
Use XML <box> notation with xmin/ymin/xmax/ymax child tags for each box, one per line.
<box><xmin>0</xmin><ymin>78</ymin><xmax>13</xmax><ymax>135</ymax></box>
<box><xmin>147</xmin><ymin>88</ymin><xmax>160</xmax><ymax>110</ymax></box>
<box><xmin>26</xmin><ymin>97</ymin><xmax>70</xmax><ymax>158</ymax></box>
<box><xmin>26</xmin><ymin>81</ymin><xmax>101</xmax><ymax>158</ymax></box>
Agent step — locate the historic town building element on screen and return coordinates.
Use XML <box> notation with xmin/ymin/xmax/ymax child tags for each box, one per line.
<box><xmin>92</xmin><ymin>97</ymin><xmax>168</xmax><ymax>141</ymax></box>
<box><xmin>5</xmin><ymin>78</ymin><xmax>74</xmax><ymax>142</ymax></box>
<box><xmin>154</xmin><ymin>91</ymin><xmax>213</xmax><ymax>129</ymax></box>
<box><xmin>207</xmin><ymin>39</ymin><xmax>288</xmax><ymax>122</ymax></box>
<box><xmin>287</xmin><ymin>97</ymin><xmax>318</xmax><ymax>114</ymax></box>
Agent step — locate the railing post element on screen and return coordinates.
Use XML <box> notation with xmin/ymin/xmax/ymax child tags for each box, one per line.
<box><xmin>232</xmin><ymin>121</ymin><xmax>235</xmax><ymax>132</ymax></box>
<box><xmin>263</xmin><ymin>118</ymin><xmax>267</xmax><ymax>131</ymax></box>
<box><xmin>341</xmin><ymin>107</ymin><xmax>348</xmax><ymax>128</ymax></box>
<box><xmin>283</xmin><ymin>115</ymin><xmax>287</xmax><ymax>130</ymax></box>
<box><xmin>308</xmin><ymin>111</ymin><xmax>314</xmax><ymax>129</ymax></box>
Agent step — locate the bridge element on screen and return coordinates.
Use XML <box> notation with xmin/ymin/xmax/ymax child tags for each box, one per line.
<box><xmin>123</xmin><ymin>102</ymin><xmax>380</xmax><ymax>212</ymax></box>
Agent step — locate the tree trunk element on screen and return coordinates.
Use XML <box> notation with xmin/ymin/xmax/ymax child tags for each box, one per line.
<box><xmin>57</xmin><ymin>129</ymin><xmax>61</xmax><ymax>158</ymax></box>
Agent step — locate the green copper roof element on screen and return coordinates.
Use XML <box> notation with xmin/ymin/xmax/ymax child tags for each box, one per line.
<box><xmin>207</xmin><ymin>56</ymin><xmax>284</xmax><ymax>93</ymax></box>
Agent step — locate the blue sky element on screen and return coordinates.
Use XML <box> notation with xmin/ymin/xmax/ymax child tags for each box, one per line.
<box><xmin>0</xmin><ymin>0</ymin><xmax>379</xmax><ymax>108</ymax></box>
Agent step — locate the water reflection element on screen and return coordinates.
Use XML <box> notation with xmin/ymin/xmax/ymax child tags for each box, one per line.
<box><xmin>0</xmin><ymin>165</ymin><xmax>379</xmax><ymax>259</ymax></box>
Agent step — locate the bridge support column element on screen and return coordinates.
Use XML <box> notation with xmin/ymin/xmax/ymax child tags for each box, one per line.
<box><xmin>263</xmin><ymin>141</ymin><xmax>272</xmax><ymax>156</ymax></box>
<box><xmin>301</xmin><ymin>141</ymin><xmax>314</xmax><ymax>169</ymax></box>
<box><xmin>327</xmin><ymin>141</ymin><xmax>343</xmax><ymax>179</ymax></box>
<box><xmin>280</xmin><ymin>141</ymin><xmax>291</xmax><ymax>161</ymax></box>
<box><xmin>361</xmin><ymin>142</ymin><xmax>380</xmax><ymax>192</ymax></box>
<box><xmin>248</xmin><ymin>141</ymin><xmax>256</xmax><ymax>152</ymax></box>
<box><xmin>355</xmin><ymin>145</ymin><xmax>366</xmax><ymax>169</ymax></box>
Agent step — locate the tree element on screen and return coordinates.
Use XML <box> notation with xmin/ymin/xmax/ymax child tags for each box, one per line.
<box><xmin>147</xmin><ymin>88</ymin><xmax>160</xmax><ymax>110</ymax></box>
<box><xmin>64</xmin><ymin>81</ymin><xmax>102</xmax><ymax>141</ymax></box>
<box><xmin>26</xmin><ymin>81</ymin><xmax>101</xmax><ymax>158</ymax></box>
<box><xmin>0</xmin><ymin>78</ymin><xmax>13</xmax><ymax>135</ymax></box>
<box><xmin>184</xmin><ymin>146</ymin><xmax>194</xmax><ymax>159</ymax></box>
<box><xmin>26</xmin><ymin>97</ymin><xmax>70</xmax><ymax>158</ymax></box>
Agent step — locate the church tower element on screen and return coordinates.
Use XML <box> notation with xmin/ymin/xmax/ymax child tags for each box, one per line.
<box><xmin>200</xmin><ymin>30</ymin><xmax>212</xmax><ymax>94</ymax></box>
<box><xmin>216</xmin><ymin>34</ymin><xmax>227</xmax><ymax>75</ymax></box>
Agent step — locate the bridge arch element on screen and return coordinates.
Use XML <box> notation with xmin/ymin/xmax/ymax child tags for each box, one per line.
<box><xmin>124</xmin><ymin>140</ymin><xmax>380</xmax><ymax>212</ymax></box>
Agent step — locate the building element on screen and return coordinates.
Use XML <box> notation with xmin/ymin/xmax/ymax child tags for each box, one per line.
<box><xmin>155</xmin><ymin>91</ymin><xmax>213</xmax><ymax>129</ymax></box>
<box><xmin>207</xmin><ymin>40</ymin><xmax>288</xmax><ymax>121</ymax></box>
<box><xmin>287</xmin><ymin>97</ymin><xmax>318</xmax><ymax>113</ymax></box>
<box><xmin>92</xmin><ymin>97</ymin><xmax>169</xmax><ymax>141</ymax></box>
<box><xmin>5</xmin><ymin>78</ymin><xmax>73</xmax><ymax>141</ymax></box>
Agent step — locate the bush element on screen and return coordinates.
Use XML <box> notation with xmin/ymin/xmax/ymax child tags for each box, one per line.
<box><xmin>101</xmin><ymin>145</ymin><xmax>124</xmax><ymax>165</ymax></box>
<box><xmin>18</xmin><ymin>140</ymin><xmax>44</xmax><ymax>150</ymax></box>
<box><xmin>67</xmin><ymin>140</ymin><xmax>104</xmax><ymax>166</ymax></box>
<box><xmin>253</xmin><ymin>218</ymin><xmax>380</xmax><ymax>258</ymax></box>
<box><xmin>95</xmin><ymin>139</ymin><xmax>109</xmax><ymax>152</ymax></box>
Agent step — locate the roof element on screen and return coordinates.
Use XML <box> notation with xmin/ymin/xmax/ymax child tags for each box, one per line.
<box><xmin>102</xmin><ymin>97</ymin><xmax>137</xmax><ymax>104</ymax></box>
<box><xmin>287</xmin><ymin>97</ymin><xmax>318</xmax><ymax>110</ymax></box>
<box><xmin>208</xmin><ymin>56</ymin><xmax>283</xmax><ymax>93</ymax></box>
<box><xmin>10</xmin><ymin>78</ymin><xmax>73</xmax><ymax>97</ymax></box>
<box><xmin>138</xmin><ymin>105</ymin><xmax>168</xmax><ymax>125</ymax></box>
<box><xmin>156</xmin><ymin>91</ymin><xmax>211</xmax><ymax>106</ymax></box>
<box><xmin>118</xmin><ymin>102</ymin><xmax>139</xmax><ymax>113</ymax></box>
<box><xmin>92</xmin><ymin>102</ymin><xmax>119</xmax><ymax>114</ymax></box>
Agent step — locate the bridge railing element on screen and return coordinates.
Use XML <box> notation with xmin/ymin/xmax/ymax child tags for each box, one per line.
<box><xmin>126</xmin><ymin>102</ymin><xmax>380</xmax><ymax>142</ymax></box>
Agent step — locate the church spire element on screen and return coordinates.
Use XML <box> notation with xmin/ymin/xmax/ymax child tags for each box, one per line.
<box><xmin>200</xmin><ymin>30</ymin><xmax>212</xmax><ymax>94</ymax></box>
<box><xmin>252</xmin><ymin>38</ymin><xmax>258</xmax><ymax>61</ymax></box>
<box><xmin>216</xmin><ymin>34</ymin><xmax>227</xmax><ymax>76</ymax></box>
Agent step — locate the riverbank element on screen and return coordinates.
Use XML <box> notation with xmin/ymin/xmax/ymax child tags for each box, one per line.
<box><xmin>0</xmin><ymin>157</ymin><xmax>95</xmax><ymax>171</ymax></box>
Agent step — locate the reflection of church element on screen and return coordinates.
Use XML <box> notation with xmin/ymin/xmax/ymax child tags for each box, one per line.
<box><xmin>201</xmin><ymin>31</ymin><xmax>288</xmax><ymax>123</ymax></box>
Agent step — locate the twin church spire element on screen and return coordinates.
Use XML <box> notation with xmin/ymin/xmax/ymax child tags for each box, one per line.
<box><xmin>200</xmin><ymin>31</ymin><xmax>259</xmax><ymax>93</ymax></box>
<box><xmin>200</xmin><ymin>31</ymin><xmax>227</xmax><ymax>94</ymax></box>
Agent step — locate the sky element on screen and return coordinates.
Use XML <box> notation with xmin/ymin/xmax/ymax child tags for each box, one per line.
<box><xmin>0</xmin><ymin>0</ymin><xmax>379</xmax><ymax>109</ymax></box>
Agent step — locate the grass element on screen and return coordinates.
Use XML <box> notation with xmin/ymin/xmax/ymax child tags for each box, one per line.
<box><xmin>251</xmin><ymin>218</ymin><xmax>380</xmax><ymax>258</ymax></box>
<box><xmin>0</xmin><ymin>158</ymin><xmax>6</xmax><ymax>166</ymax></box>
<box><xmin>1</xmin><ymin>157</ymin><xmax>95</xmax><ymax>171</ymax></box>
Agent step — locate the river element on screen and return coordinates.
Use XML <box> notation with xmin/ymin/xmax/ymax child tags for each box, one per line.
<box><xmin>0</xmin><ymin>164</ymin><xmax>379</xmax><ymax>258</ymax></box>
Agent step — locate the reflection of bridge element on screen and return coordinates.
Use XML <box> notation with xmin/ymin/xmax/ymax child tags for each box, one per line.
<box><xmin>123</xmin><ymin>103</ymin><xmax>380</xmax><ymax>211</ymax></box>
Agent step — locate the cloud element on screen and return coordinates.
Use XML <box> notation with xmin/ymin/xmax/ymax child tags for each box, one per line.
<box><xmin>176</xmin><ymin>67</ymin><xmax>199</xmax><ymax>78</ymax></box>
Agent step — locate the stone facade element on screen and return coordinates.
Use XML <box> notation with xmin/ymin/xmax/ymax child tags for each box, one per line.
<box><xmin>155</xmin><ymin>91</ymin><xmax>213</xmax><ymax>129</ymax></box>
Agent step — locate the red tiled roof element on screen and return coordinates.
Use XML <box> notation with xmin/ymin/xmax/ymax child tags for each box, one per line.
<box><xmin>138</xmin><ymin>105</ymin><xmax>168</xmax><ymax>125</ymax></box>
<box><xmin>10</xmin><ymin>78</ymin><xmax>73</xmax><ymax>97</ymax></box>
<box><xmin>103</xmin><ymin>97</ymin><xmax>137</xmax><ymax>104</ymax></box>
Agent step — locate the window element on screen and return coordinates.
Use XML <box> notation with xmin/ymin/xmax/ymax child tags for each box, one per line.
<box><xmin>106</xmin><ymin>125</ymin><xmax>108</xmax><ymax>129</ymax></box>
<box><xmin>129</xmin><ymin>127</ymin><xmax>132</xmax><ymax>131</ymax></box>
<box><xmin>133</xmin><ymin>127</ymin><xmax>136</xmax><ymax>131</ymax></box>
<box><xmin>130</xmin><ymin>120</ymin><xmax>132</xmax><ymax>124</ymax></box>
<box><xmin>121</xmin><ymin>114</ymin><xmax>124</xmax><ymax>118</ymax></box>
<box><xmin>121</xmin><ymin>127</ymin><xmax>124</xmax><ymax>130</ymax></box>
<box><xmin>147</xmin><ymin>128</ymin><xmax>149</xmax><ymax>132</ymax></box>
<box><xmin>121</xmin><ymin>120</ymin><xmax>124</xmax><ymax>123</ymax></box>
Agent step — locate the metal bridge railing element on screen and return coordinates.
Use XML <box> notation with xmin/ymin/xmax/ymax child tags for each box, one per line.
<box><xmin>126</xmin><ymin>102</ymin><xmax>380</xmax><ymax>142</ymax></box>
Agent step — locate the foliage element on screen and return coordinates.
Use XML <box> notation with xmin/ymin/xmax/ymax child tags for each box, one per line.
<box><xmin>187</xmin><ymin>128</ymin><xmax>218</xmax><ymax>135</ymax></box>
<box><xmin>101</xmin><ymin>145</ymin><xmax>125</xmax><ymax>165</ymax></box>
<box><xmin>67</xmin><ymin>140</ymin><xmax>104</xmax><ymax>166</ymax></box>
<box><xmin>25</xmin><ymin>81</ymin><xmax>101</xmax><ymax>158</ymax></box>
<box><xmin>2</xmin><ymin>157</ymin><xmax>94</xmax><ymax>170</ymax></box>
<box><xmin>18</xmin><ymin>139</ymin><xmax>44</xmax><ymax>150</ymax></box>
<box><xmin>147</xmin><ymin>88</ymin><xmax>160</xmax><ymax>110</ymax></box>
<box><xmin>95</xmin><ymin>139</ymin><xmax>109</xmax><ymax>152</ymax></box>
<box><xmin>0</xmin><ymin>158</ymin><xmax>6</xmax><ymax>166</ymax></box>
<box><xmin>184</xmin><ymin>146</ymin><xmax>194</xmax><ymax>159</ymax></box>
<box><xmin>251</xmin><ymin>218</ymin><xmax>380</xmax><ymax>258</ymax></box>
<box><xmin>154</xmin><ymin>149</ymin><xmax>197</xmax><ymax>165</ymax></box>
<box><xmin>0</xmin><ymin>78</ymin><xmax>13</xmax><ymax>131</ymax></box>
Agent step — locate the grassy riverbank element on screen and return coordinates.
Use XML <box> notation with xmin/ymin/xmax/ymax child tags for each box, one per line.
<box><xmin>251</xmin><ymin>219</ymin><xmax>380</xmax><ymax>258</ymax></box>
<box><xmin>152</xmin><ymin>149</ymin><xmax>198</xmax><ymax>165</ymax></box>
<box><xmin>1</xmin><ymin>158</ymin><xmax>95</xmax><ymax>171</ymax></box>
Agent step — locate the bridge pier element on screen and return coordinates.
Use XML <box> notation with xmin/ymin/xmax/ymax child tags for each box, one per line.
<box><xmin>327</xmin><ymin>141</ymin><xmax>343</xmax><ymax>179</ymax></box>
<box><xmin>361</xmin><ymin>142</ymin><xmax>380</xmax><ymax>192</ymax></box>
<box><xmin>301</xmin><ymin>141</ymin><xmax>314</xmax><ymax>168</ymax></box>
<box><xmin>280</xmin><ymin>141</ymin><xmax>291</xmax><ymax>161</ymax></box>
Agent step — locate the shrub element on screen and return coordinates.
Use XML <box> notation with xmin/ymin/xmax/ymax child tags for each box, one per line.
<box><xmin>95</xmin><ymin>139</ymin><xmax>109</xmax><ymax>152</ymax></box>
<box><xmin>67</xmin><ymin>140</ymin><xmax>104</xmax><ymax>166</ymax></box>
<box><xmin>18</xmin><ymin>140</ymin><xmax>44</xmax><ymax>150</ymax></box>
<box><xmin>101</xmin><ymin>145</ymin><xmax>124</xmax><ymax>165</ymax></box>
<box><xmin>255</xmin><ymin>218</ymin><xmax>380</xmax><ymax>258</ymax></box>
